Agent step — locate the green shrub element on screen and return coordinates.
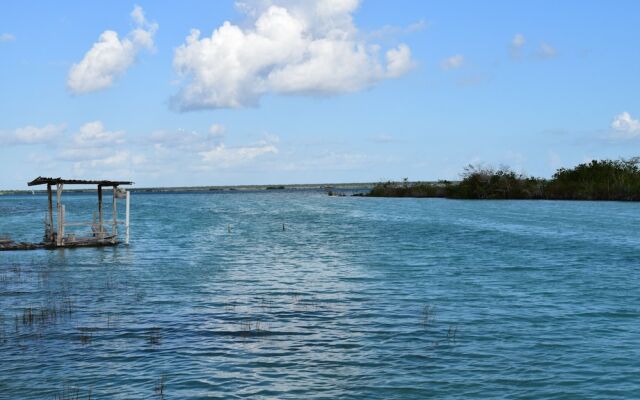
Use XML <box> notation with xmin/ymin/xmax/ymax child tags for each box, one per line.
<box><xmin>366</xmin><ymin>157</ymin><xmax>640</xmax><ymax>201</ymax></box>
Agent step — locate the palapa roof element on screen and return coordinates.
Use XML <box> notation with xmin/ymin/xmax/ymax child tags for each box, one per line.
<box><xmin>28</xmin><ymin>177</ymin><xmax>133</xmax><ymax>187</ymax></box>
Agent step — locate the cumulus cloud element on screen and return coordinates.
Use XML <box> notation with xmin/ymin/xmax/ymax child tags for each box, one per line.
<box><xmin>146</xmin><ymin>125</ymin><xmax>277</xmax><ymax>168</ymax></box>
<box><xmin>171</xmin><ymin>0</ymin><xmax>414</xmax><ymax>110</ymax></box>
<box><xmin>209</xmin><ymin>123</ymin><xmax>226</xmax><ymax>138</ymax></box>
<box><xmin>510</xmin><ymin>33</ymin><xmax>525</xmax><ymax>58</ymax></box>
<box><xmin>67</xmin><ymin>5</ymin><xmax>158</xmax><ymax>94</ymax></box>
<box><xmin>73</xmin><ymin>121</ymin><xmax>125</xmax><ymax>146</ymax></box>
<box><xmin>610</xmin><ymin>112</ymin><xmax>640</xmax><ymax>139</ymax></box>
<box><xmin>69</xmin><ymin>150</ymin><xmax>145</xmax><ymax>179</ymax></box>
<box><xmin>144</xmin><ymin>126</ymin><xmax>277</xmax><ymax>171</ymax></box>
<box><xmin>85</xmin><ymin>151</ymin><xmax>133</xmax><ymax>168</ymax></box>
<box><xmin>537</xmin><ymin>42</ymin><xmax>557</xmax><ymax>59</ymax></box>
<box><xmin>0</xmin><ymin>124</ymin><xmax>66</xmax><ymax>145</ymax></box>
<box><xmin>369</xmin><ymin>19</ymin><xmax>427</xmax><ymax>39</ymax></box>
<box><xmin>0</xmin><ymin>33</ymin><xmax>15</xmax><ymax>42</ymax></box>
<box><xmin>440</xmin><ymin>54</ymin><xmax>464</xmax><ymax>70</ymax></box>
<box><xmin>54</xmin><ymin>121</ymin><xmax>126</xmax><ymax>163</ymax></box>
<box><xmin>149</xmin><ymin>128</ymin><xmax>220</xmax><ymax>152</ymax></box>
<box><xmin>53</xmin><ymin>122</ymin><xmax>140</xmax><ymax>178</ymax></box>
<box><xmin>198</xmin><ymin>141</ymin><xmax>279</xmax><ymax>167</ymax></box>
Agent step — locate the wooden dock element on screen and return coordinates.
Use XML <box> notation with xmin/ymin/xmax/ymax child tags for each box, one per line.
<box><xmin>0</xmin><ymin>177</ymin><xmax>132</xmax><ymax>251</ymax></box>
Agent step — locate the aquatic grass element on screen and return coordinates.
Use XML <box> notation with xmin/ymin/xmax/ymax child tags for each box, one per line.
<box><xmin>446</xmin><ymin>324</ymin><xmax>458</xmax><ymax>343</ymax></box>
<box><xmin>147</xmin><ymin>327</ymin><xmax>161</xmax><ymax>345</ymax></box>
<box><xmin>134</xmin><ymin>290</ymin><xmax>145</xmax><ymax>303</ymax></box>
<box><xmin>0</xmin><ymin>264</ymin><xmax>27</xmax><ymax>285</ymax></box>
<box><xmin>295</xmin><ymin>298</ymin><xmax>321</xmax><ymax>312</ymax></box>
<box><xmin>258</xmin><ymin>296</ymin><xmax>274</xmax><ymax>311</ymax></box>
<box><xmin>104</xmin><ymin>312</ymin><xmax>115</xmax><ymax>328</ymax></box>
<box><xmin>0</xmin><ymin>315</ymin><xmax>6</xmax><ymax>344</ymax></box>
<box><xmin>53</xmin><ymin>385</ymin><xmax>92</xmax><ymax>400</ymax></box>
<box><xmin>9</xmin><ymin>264</ymin><xmax>22</xmax><ymax>278</ymax></box>
<box><xmin>422</xmin><ymin>305</ymin><xmax>436</xmax><ymax>329</ymax></box>
<box><xmin>77</xmin><ymin>327</ymin><xmax>93</xmax><ymax>345</ymax></box>
<box><xmin>237</xmin><ymin>318</ymin><xmax>270</xmax><ymax>337</ymax></box>
<box><xmin>14</xmin><ymin>297</ymin><xmax>75</xmax><ymax>334</ymax></box>
<box><xmin>224</xmin><ymin>300</ymin><xmax>238</xmax><ymax>312</ymax></box>
<box><xmin>154</xmin><ymin>375</ymin><xmax>166</xmax><ymax>398</ymax></box>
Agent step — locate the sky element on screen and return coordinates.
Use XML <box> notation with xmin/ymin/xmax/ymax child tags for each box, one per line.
<box><xmin>1</xmin><ymin>0</ymin><xmax>639</xmax><ymax>189</ymax></box>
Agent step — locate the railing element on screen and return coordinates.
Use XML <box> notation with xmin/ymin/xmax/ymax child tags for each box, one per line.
<box><xmin>44</xmin><ymin>190</ymin><xmax>131</xmax><ymax>245</ymax></box>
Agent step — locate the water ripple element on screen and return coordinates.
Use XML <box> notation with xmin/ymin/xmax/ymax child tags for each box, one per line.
<box><xmin>0</xmin><ymin>192</ymin><xmax>639</xmax><ymax>398</ymax></box>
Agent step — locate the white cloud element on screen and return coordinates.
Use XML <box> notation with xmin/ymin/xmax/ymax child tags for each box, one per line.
<box><xmin>73</xmin><ymin>121</ymin><xmax>125</xmax><ymax>146</ymax></box>
<box><xmin>130</xmin><ymin>5</ymin><xmax>146</xmax><ymax>26</ymax></box>
<box><xmin>198</xmin><ymin>142</ymin><xmax>278</xmax><ymax>167</ymax></box>
<box><xmin>208</xmin><ymin>123</ymin><xmax>226</xmax><ymax>138</ymax></box>
<box><xmin>86</xmin><ymin>150</ymin><xmax>132</xmax><ymax>168</ymax></box>
<box><xmin>58</xmin><ymin>147</ymin><xmax>111</xmax><ymax>162</ymax></box>
<box><xmin>440</xmin><ymin>54</ymin><xmax>464</xmax><ymax>70</ymax></box>
<box><xmin>197</xmin><ymin>133</ymin><xmax>279</xmax><ymax>167</ymax></box>
<box><xmin>0</xmin><ymin>33</ymin><xmax>15</xmax><ymax>42</ymax></box>
<box><xmin>55</xmin><ymin>121</ymin><xmax>126</xmax><ymax>164</ymax></box>
<box><xmin>67</xmin><ymin>5</ymin><xmax>158</xmax><ymax>94</ymax></box>
<box><xmin>69</xmin><ymin>150</ymin><xmax>141</xmax><ymax>179</ymax></box>
<box><xmin>512</xmin><ymin>33</ymin><xmax>525</xmax><ymax>48</ymax></box>
<box><xmin>369</xmin><ymin>19</ymin><xmax>427</xmax><ymax>39</ymax></box>
<box><xmin>171</xmin><ymin>0</ymin><xmax>414</xmax><ymax>110</ymax></box>
<box><xmin>149</xmin><ymin>126</ymin><xmax>225</xmax><ymax>152</ymax></box>
<box><xmin>370</xmin><ymin>133</ymin><xmax>394</xmax><ymax>143</ymax></box>
<box><xmin>510</xmin><ymin>33</ymin><xmax>525</xmax><ymax>58</ymax></box>
<box><xmin>62</xmin><ymin>123</ymin><xmax>139</xmax><ymax>178</ymax></box>
<box><xmin>14</xmin><ymin>124</ymin><xmax>65</xmax><ymax>144</ymax></box>
<box><xmin>0</xmin><ymin>124</ymin><xmax>66</xmax><ymax>145</ymax></box>
<box><xmin>537</xmin><ymin>42</ymin><xmax>557</xmax><ymax>59</ymax></box>
<box><xmin>386</xmin><ymin>44</ymin><xmax>414</xmax><ymax>77</ymax></box>
<box><xmin>610</xmin><ymin>112</ymin><xmax>640</xmax><ymax>139</ymax></box>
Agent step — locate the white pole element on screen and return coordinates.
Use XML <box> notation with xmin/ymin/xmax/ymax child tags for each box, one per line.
<box><xmin>61</xmin><ymin>204</ymin><xmax>65</xmax><ymax>243</ymax></box>
<box><xmin>112</xmin><ymin>187</ymin><xmax>117</xmax><ymax>238</ymax></box>
<box><xmin>125</xmin><ymin>190</ymin><xmax>130</xmax><ymax>245</ymax></box>
<box><xmin>56</xmin><ymin>183</ymin><xmax>63</xmax><ymax>246</ymax></box>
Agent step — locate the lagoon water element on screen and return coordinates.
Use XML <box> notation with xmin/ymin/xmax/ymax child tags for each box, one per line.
<box><xmin>1</xmin><ymin>191</ymin><xmax>639</xmax><ymax>399</ymax></box>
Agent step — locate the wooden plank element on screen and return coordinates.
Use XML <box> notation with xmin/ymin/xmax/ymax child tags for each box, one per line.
<box><xmin>28</xmin><ymin>177</ymin><xmax>132</xmax><ymax>186</ymax></box>
<box><xmin>112</xmin><ymin>185</ymin><xmax>118</xmax><ymax>240</ymax></box>
<box><xmin>125</xmin><ymin>191</ymin><xmax>130</xmax><ymax>245</ymax></box>
<box><xmin>98</xmin><ymin>185</ymin><xmax>103</xmax><ymax>238</ymax></box>
<box><xmin>47</xmin><ymin>184</ymin><xmax>54</xmax><ymax>242</ymax></box>
<box><xmin>56</xmin><ymin>183</ymin><xmax>63</xmax><ymax>246</ymax></box>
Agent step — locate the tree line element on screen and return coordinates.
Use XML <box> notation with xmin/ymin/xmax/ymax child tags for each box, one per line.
<box><xmin>367</xmin><ymin>158</ymin><xmax>640</xmax><ymax>201</ymax></box>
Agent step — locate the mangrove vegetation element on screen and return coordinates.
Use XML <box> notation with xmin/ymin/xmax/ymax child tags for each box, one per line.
<box><xmin>367</xmin><ymin>158</ymin><xmax>640</xmax><ymax>201</ymax></box>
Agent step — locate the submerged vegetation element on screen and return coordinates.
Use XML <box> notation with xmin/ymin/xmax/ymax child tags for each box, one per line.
<box><xmin>367</xmin><ymin>158</ymin><xmax>640</xmax><ymax>201</ymax></box>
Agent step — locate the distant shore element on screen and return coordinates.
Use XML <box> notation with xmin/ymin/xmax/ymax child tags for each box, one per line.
<box><xmin>0</xmin><ymin>182</ymin><xmax>374</xmax><ymax>196</ymax></box>
<box><xmin>4</xmin><ymin>157</ymin><xmax>639</xmax><ymax>201</ymax></box>
<box><xmin>366</xmin><ymin>158</ymin><xmax>640</xmax><ymax>201</ymax></box>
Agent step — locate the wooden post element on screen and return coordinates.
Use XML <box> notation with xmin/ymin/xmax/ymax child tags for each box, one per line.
<box><xmin>56</xmin><ymin>183</ymin><xmax>63</xmax><ymax>246</ymax></box>
<box><xmin>125</xmin><ymin>191</ymin><xmax>130</xmax><ymax>245</ymax></box>
<box><xmin>61</xmin><ymin>204</ymin><xmax>65</xmax><ymax>241</ymax></box>
<box><xmin>47</xmin><ymin>184</ymin><xmax>54</xmax><ymax>243</ymax></box>
<box><xmin>112</xmin><ymin>185</ymin><xmax>118</xmax><ymax>240</ymax></box>
<box><xmin>98</xmin><ymin>185</ymin><xmax>103</xmax><ymax>238</ymax></box>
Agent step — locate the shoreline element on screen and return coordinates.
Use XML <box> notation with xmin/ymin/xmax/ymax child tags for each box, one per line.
<box><xmin>0</xmin><ymin>182</ymin><xmax>376</xmax><ymax>196</ymax></box>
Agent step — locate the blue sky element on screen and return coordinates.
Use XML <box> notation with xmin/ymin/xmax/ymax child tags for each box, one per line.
<box><xmin>1</xmin><ymin>0</ymin><xmax>639</xmax><ymax>189</ymax></box>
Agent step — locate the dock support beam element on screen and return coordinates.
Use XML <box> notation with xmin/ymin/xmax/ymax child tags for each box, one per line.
<box><xmin>112</xmin><ymin>186</ymin><xmax>118</xmax><ymax>241</ymax></box>
<box><xmin>97</xmin><ymin>185</ymin><xmax>103</xmax><ymax>238</ymax></box>
<box><xmin>56</xmin><ymin>183</ymin><xmax>63</xmax><ymax>246</ymax></box>
<box><xmin>125</xmin><ymin>191</ymin><xmax>130</xmax><ymax>245</ymax></box>
<box><xmin>47</xmin><ymin>184</ymin><xmax>54</xmax><ymax>243</ymax></box>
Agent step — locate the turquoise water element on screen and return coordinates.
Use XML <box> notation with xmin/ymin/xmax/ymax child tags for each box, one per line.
<box><xmin>1</xmin><ymin>191</ymin><xmax>639</xmax><ymax>399</ymax></box>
